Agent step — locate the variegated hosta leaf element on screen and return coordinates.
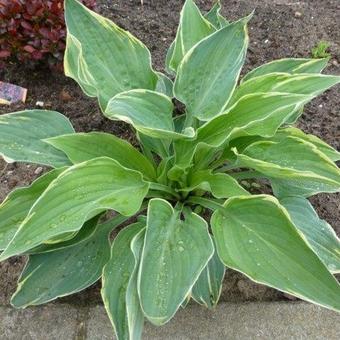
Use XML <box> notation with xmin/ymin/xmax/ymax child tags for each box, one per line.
<box><xmin>204</xmin><ymin>0</ymin><xmax>229</xmax><ymax>29</ymax></box>
<box><xmin>169</xmin><ymin>92</ymin><xmax>310</xmax><ymax>180</ymax></box>
<box><xmin>242</xmin><ymin>57</ymin><xmax>328</xmax><ymax>83</ymax></box>
<box><xmin>0</xmin><ymin>168</ymin><xmax>65</xmax><ymax>251</ymax></box>
<box><xmin>101</xmin><ymin>222</ymin><xmax>145</xmax><ymax>340</ymax></box>
<box><xmin>138</xmin><ymin>199</ymin><xmax>214</xmax><ymax>325</ymax></box>
<box><xmin>11</xmin><ymin>215</ymin><xmax>124</xmax><ymax>308</ymax></box>
<box><xmin>280</xmin><ymin>197</ymin><xmax>340</xmax><ymax>273</ymax></box>
<box><xmin>168</xmin><ymin>0</ymin><xmax>215</xmax><ymax>72</ymax></box>
<box><xmin>45</xmin><ymin>132</ymin><xmax>156</xmax><ymax>181</ymax></box>
<box><xmin>174</xmin><ymin>15</ymin><xmax>250</xmax><ymax>121</ymax></box>
<box><xmin>64</xmin><ymin>33</ymin><xmax>97</xmax><ymax>98</ymax></box>
<box><xmin>224</xmin><ymin>127</ymin><xmax>340</xmax><ymax>164</ymax></box>
<box><xmin>64</xmin><ymin>0</ymin><xmax>158</xmax><ymax>110</ymax></box>
<box><xmin>0</xmin><ymin>110</ymin><xmax>74</xmax><ymax>167</ymax></box>
<box><xmin>229</xmin><ymin>73</ymin><xmax>340</xmax><ymax>108</ymax></box>
<box><xmin>180</xmin><ymin>170</ymin><xmax>249</xmax><ymax>199</ymax></box>
<box><xmin>235</xmin><ymin>137</ymin><xmax>340</xmax><ymax>196</ymax></box>
<box><xmin>29</xmin><ymin>214</ymin><xmax>129</xmax><ymax>255</ymax></box>
<box><xmin>274</xmin><ymin>127</ymin><xmax>340</xmax><ymax>162</ymax></box>
<box><xmin>126</xmin><ymin>229</ymin><xmax>146</xmax><ymax>340</ymax></box>
<box><xmin>105</xmin><ymin>89</ymin><xmax>194</xmax><ymax>139</ymax></box>
<box><xmin>212</xmin><ymin>195</ymin><xmax>340</xmax><ymax>312</ymax></box>
<box><xmin>191</xmin><ymin>238</ymin><xmax>225</xmax><ymax>309</ymax></box>
<box><xmin>0</xmin><ymin>157</ymin><xmax>149</xmax><ymax>261</ymax></box>
<box><xmin>155</xmin><ymin>72</ymin><xmax>174</xmax><ymax>98</ymax></box>
<box><xmin>138</xmin><ymin>133</ymin><xmax>171</xmax><ymax>160</ymax></box>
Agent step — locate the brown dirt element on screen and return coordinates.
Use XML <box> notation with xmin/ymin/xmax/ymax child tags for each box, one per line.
<box><xmin>0</xmin><ymin>0</ymin><xmax>339</xmax><ymax>306</ymax></box>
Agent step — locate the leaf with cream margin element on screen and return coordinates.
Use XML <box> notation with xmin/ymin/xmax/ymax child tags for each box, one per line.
<box><xmin>191</xmin><ymin>237</ymin><xmax>225</xmax><ymax>308</ymax></box>
<box><xmin>168</xmin><ymin>0</ymin><xmax>215</xmax><ymax>72</ymax></box>
<box><xmin>0</xmin><ymin>110</ymin><xmax>74</xmax><ymax>167</ymax></box>
<box><xmin>11</xmin><ymin>215</ymin><xmax>126</xmax><ymax>307</ymax></box>
<box><xmin>234</xmin><ymin>137</ymin><xmax>340</xmax><ymax>197</ymax></box>
<box><xmin>0</xmin><ymin>168</ymin><xmax>65</xmax><ymax>251</ymax></box>
<box><xmin>180</xmin><ymin>170</ymin><xmax>249</xmax><ymax>198</ymax></box>
<box><xmin>0</xmin><ymin>157</ymin><xmax>149</xmax><ymax>261</ymax></box>
<box><xmin>45</xmin><ymin>132</ymin><xmax>156</xmax><ymax>180</ymax></box>
<box><xmin>174</xmin><ymin>15</ymin><xmax>251</xmax><ymax>121</ymax></box>
<box><xmin>280</xmin><ymin>196</ymin><xmax>340</xmax><ymax>273</ymax></box>
<box><xmin>138</xmin><ymin>199</ymin><xmax>214</xmax><ymax>325</ymax></box>
<box><xmin>101</xmin><ymin>222</ymin><xmax>145</xmax><ymax>340</ymax></box>
<box><xmin>105</xmin><ymin>89</ymin><xmax>194</xmax><ymax>139</ymax></box>
<box><xmin>64</xmin><ymin>0</ymin><xmax>158</xmax><ymax>110</ymax></box>
<box><xmin>242</xmin><ymin>57</ymin><xmax>329</xmax><ymax>83</ymax></box>
<box><xmin>212</xmin><ymin>195</ymin><xmax>340</xmax><ymax>312</ymax></box>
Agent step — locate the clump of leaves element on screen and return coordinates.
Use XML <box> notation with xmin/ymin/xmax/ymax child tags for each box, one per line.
<box><xmin>0</xmin><ymin>0</ymin><xmax>96</xmax><ymax>69</ymax></box>
<box><xmin>1</xmin><ymin>0</ymin><xmax>340</xmax><ymax>338</ymax></box>
<box><xmin>311</xmin><ymin>40</ymin><xmax>331</xmax><ymax>59</ymax></box>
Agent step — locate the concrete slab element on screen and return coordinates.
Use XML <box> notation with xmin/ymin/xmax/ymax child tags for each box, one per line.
<box><xmin>1</xmin><ymin>302</ymin><xmax>339</xmax><ymax>339</ymax></box>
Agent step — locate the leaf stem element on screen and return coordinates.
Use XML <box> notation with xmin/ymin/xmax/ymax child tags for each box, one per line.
<box><xmin>149</xmin><ymin>182</ymin><xmax>181</xmax><ymax>199</ymax></box>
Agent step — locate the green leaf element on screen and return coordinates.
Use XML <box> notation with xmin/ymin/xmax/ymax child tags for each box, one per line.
<box><xmin>138</xmin><ymin>133</ymin><xmax>170</xmax><ymax>160</ymax></box>
<box><xmin>101</xmin><ymin>221</ymin><xmax>145</xmax><ymax>340</ymax></box>
<box><xmin>274</xmin><ymin>127</ymin><xmax>340</xmax><ymax>162</ymax></box>
<box><xmin>174</xmin><ymin>15</ymin><xmax>250</xmax><ymax>121</ymax></box>
<box><xmin>155</xmin><ymin>72</ymin><xmax>174</xmax><ymax>98</ymax></box>
<box><xmin>229</xmin><ymin>73</ymin><xmax>340</xmax><ymax>108</ymax></box>
<box><xmin>138</xmin><ymin>199</ymin><xmax>214</xmax><ymax>325</ymax></box>
<box><xmin>64</xmin><ymin>0</ymin><xmax>158</xmax><ymax>110</ymax></box>
<box><xmin>191</xmin><ymin>238</ymin><xmax>225</xmax><ymax>309</ymax></box>
<box><xmin>180</xmin><ymin>170</ymin><xmax>249</xmax><ymax>198</ymax></box>
<box><xmin>235</xmin><ymin>137</ymin><xmax>340</xmax><ymax>196</ymax></box>
<box><xmin>211</xmin><ymin>195</ymin><xmax>340</xmax><ymax>312</ymax></box>
<box><xmin>204</xmin><ymin>1</ymin><xmax>229</xmax><ymax>28</ymax></box>
<box><xmin>169</xmin><ymin>0</ymin><xmax>215</xmax><ymax>72</ymax></box>
<box><xmin>280</xmin><ymin>197</ymin><xmax>340</xmax><ymax>273</ymax></box>
<box><xmin>0</xmin><ymin>168</ymin><xmax>66</xmax><ymax>251</ymax></box>
<box><xmin>29</xmin><ymin>214</ymin><xmax>129</xmax><ymax>255</ymax></box>
<box><xmin>0</xmin><ymin>157</ymin><xmax>149</xmax><ymax>261</ymax></box>
<box><xmin>242</xmin><ymin>57</ymin><xmax>328</xmax><ymax>83</ymax></box>
<box><xmin>64</xmin><ymin>33</ymin><xmax>97</xmax><ymax>98</ymax></box>
<box><xmin>170</xmin><ymin>92</ymin><xmax>310</xmax><ymax>178</ymax></box>
<box><xmin>0</xmin><ymin>110</ymin><xmax>74</xmax><ymax>167</ymax></box>
<box><xmin>165</xmin><ymin>41</ymin><xmax>175</xmax><ymax>75</ymax></box>
<box><xmin>105</xmin><ymin>89</ymin><xmax>194</xmax><ymax>139</ymax></box>
<box><xmin>126</xmin><ymin>229</ymin><xmax>145</xmax><ymax>340</ymax></box>
<box><xmin>45</xmin><ymin>132</ymin><xmax>156</xmax><ymax>181</ymax></box>
<box><xmin>10</xmin><ymin>216</ymin><xmax>121</xmax><ymax>308</ymax></box>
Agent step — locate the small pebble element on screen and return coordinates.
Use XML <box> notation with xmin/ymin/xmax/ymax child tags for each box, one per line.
<box><xmin>60</xmin><ymin>89</ymin><xmax>72</xmax><ymax>102</ymax></box>
<box><xmin>35</xmin><ymin>101</ymin><xmax>44</xmax><ymax>107</ymax></box>
<box><xmin>294</xmin><ymin>11</ymin><xmax>302</xmax><ymax>18</ymax></box>
<box><xmin>34</xmin><ymin>167</ymin><xmax>43</xmax><ymax>175</ymax></box>
<box><xmin>331</xmin><ymin>60</ymin><xmax>339</xmax><ymax>67</ymax></box>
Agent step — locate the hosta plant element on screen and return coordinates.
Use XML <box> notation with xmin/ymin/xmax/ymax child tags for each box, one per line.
<box><xmin>1</xmin><ymin>0</ymin><xmax>340</xmax><ymax>338</ymax></box>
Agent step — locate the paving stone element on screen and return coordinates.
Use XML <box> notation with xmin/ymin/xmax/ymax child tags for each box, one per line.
<box><xmin>1</xmin><ymin>302</ymin><xmax>338</xmax><ymax>339</ymax></box>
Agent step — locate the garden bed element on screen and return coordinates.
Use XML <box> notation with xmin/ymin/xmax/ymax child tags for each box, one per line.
<box><xmin>0</xmin><ymin>0</ymin><xmax>339</xmax><ymax>308</ymax></box>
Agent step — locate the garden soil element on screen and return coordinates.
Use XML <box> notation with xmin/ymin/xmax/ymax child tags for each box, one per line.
<box><xmin>0</xmin><ymin>0</ymin><xmax>339</xmax><ymax>306</ymax></box>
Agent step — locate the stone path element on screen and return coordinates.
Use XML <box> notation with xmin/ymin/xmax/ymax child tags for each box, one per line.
<box><xmin>1</xmin><ymin>302</ymin><xmax>339</xmax><ymax>339</ymax></box>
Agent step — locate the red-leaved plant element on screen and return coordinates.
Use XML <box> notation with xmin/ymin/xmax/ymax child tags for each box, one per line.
<box><xmin>0</xmin><ymin>0</ymin><xmax>96</xmax><ymax>69</ymax></box>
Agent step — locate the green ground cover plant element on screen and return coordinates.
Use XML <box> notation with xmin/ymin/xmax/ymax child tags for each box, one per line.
<box><xmin>0</xmin><ymin>0</ymin><xmax>339</xmax><ymax>338</ymax></box>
